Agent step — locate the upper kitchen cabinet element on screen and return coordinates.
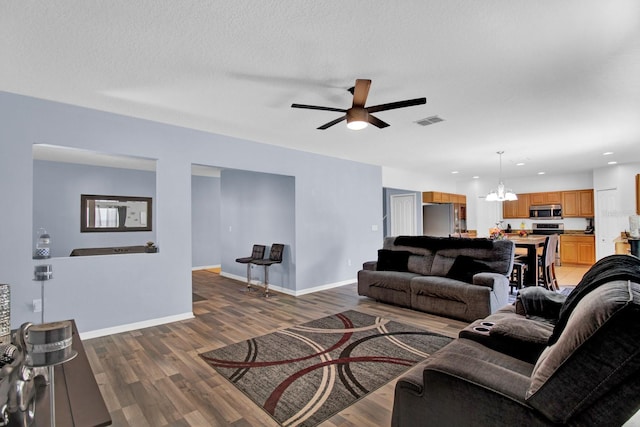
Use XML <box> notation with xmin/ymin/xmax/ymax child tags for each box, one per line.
<box><xmin>503</xmin><ymin>193</ymin><xmax>530</xmax><ymax>219</ymax></box>
<box><xmin>422</xmin><ymin>191</ymin><xmax>466</xmax><ymax>204</ymax></box>
<box><xmin>636</xmin><ymin>174</ymin><xmax>640</xmax><ymax>214</ymax></box>
<box><xmin>562</xmin><ymin>189</ymin><xmax>594</xmax><ymax>217</ymax></box>
<box><xmin>529</xmin><ymin>191</ymin><xmax>562</xmax><ymax>205</ymax></box>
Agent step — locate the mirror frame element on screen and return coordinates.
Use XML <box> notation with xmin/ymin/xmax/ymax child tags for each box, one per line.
<box><xmin>81</xmin><ymin>194</ymin><xmax>152</xmax><ymax>232</ymax></box>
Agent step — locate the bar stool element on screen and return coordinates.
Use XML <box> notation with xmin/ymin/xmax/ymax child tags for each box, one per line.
<box><xmin>235</xmin><ymin>245</ymin><xmax>266</xmax><ymax>290</ymax></box>
<box><xmin>510</xmin><ymin>260</ymin><xmax>528</xmax><ymax>294</ymax></box>
<box><xmin>250</xmin><ymin>244</ymin><xmax>284</xmax><ymax>297</ymax></box>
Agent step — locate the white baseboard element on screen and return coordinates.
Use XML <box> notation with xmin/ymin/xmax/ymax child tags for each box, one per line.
<box><xmin>79</xmin><ymin>312</ymin><xmax>195</xmax><ymax>340</ymax></box>
<box><xmin>293</xmin><ymin>279</ymin><xmax>355</xmax><ymax>296</ymax></box>
<box><xmin>192</xmin><ymin>264</ymin><xmax>221</xmax><ymax>271</ymax></box>
<box><xmin>220</xmin><ymin>271</ymin><xmax>355</xmax><ymax>296</ymax></box>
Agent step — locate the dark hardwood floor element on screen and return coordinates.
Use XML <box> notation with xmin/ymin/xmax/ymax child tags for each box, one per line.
<box><xmin>83</xmin><ymin>265</ymin><xmax>588</xmax><ymax>427</ymax></box>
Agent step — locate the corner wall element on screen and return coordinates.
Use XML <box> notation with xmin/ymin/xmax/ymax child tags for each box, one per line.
<box><xmin>0</xmin><ymin>91</ymin><xmax>383</xmax><ymax>334</ymax></box>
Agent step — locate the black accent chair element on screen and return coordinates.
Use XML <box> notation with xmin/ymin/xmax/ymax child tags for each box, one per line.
<box><xmin>250</xmin><ymin>244</ymin><xmax>285</xmax><ymax>297</ymax></box>
<box><xmin>235</xmin><ymin>245</ymin><xmax>266</xmax><ymax>290</ymax></box>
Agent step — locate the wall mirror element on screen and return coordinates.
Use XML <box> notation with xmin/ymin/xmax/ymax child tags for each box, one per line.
<box><xmin>81</xmin><ymin>194</ymin><xmax>152</xmax><ymax>232</ymax></box>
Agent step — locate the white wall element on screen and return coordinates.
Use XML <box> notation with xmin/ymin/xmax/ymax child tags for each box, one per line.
<box><xmin>593</xmin><ymin>163</ymin><xmax>640</xmax><ymax>258</ymax></box>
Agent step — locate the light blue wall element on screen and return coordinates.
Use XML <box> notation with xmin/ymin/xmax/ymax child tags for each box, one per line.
<box><xmin>191</xmin><ymin>175</ymin><xmax>221</xmax><ymax>268</ymax></box>
<box><xmin>0</xmin><ymin>91</ymin><xmax>383</xmax><ymax>333</ymax></box>
<box><xmin>33</xmin><ymin>160</ymin><xmax>157</xmax><ymax>257</ymax></box>
<box><xmin>220</xmin><ymin>169</ymin><xmax>295</xmax><ymax>290</ymax></box>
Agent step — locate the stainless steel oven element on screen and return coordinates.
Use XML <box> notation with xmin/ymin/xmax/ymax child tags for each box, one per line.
<box><xmin>529</xmin><ymin>204</ymin><xmax>562</xmax><ymax>220</ymax></box>
<box><xmin>531</xmin><ymin>223</ymin><xmax>564</xmax><ymax>266</ymax></box>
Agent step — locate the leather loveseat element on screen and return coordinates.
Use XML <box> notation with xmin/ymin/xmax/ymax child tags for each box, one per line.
<box><xmin>358</xmin><ymin>236</ymin><xmax>515</xmax><ymax>322</ymax></box>
<box><xmin>391</xmin><ymin>254</ymin><xmax>640</xmax><ymax>426</ymax></box>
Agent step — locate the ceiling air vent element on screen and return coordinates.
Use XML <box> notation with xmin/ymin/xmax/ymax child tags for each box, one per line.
<box><xmin>415</xmin><ymin>115</ymin><xmax>444</xmax><ymax>126</ymax></box>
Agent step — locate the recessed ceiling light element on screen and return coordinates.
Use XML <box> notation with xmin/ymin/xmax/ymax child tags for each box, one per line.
<box><xmin>472</xmin><ymin>176</ymin><xmax>480</xmax><ymax>179</ymax></box>
<box><xmin>538</xmin><ymin>172</ymin><xmax>545</xmax><ymax>175</ymax></box>
<box><xmin>603</xmin><ymin>152</ymin><xmax>614</xmax><ymax>156</ymax></box>
<box><xmin>516</xmin><ymin>162</ymin><xmax>525</xmax><ymax>166</ymax></box>
<box><xmin>451</xmin><ymin>171</ymin><xmax>459</xmax><ymax>174</ymax></box>
<box><xmin>608</xmin><ymin>161</ymin><xmax>618</xmax><ymax>165</ymax></box>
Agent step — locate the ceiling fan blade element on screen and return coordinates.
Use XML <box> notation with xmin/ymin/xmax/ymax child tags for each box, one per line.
<box><xmin>368</xmin><ymin>114</ymin><xmax>390</xmax><ymax>129</ymax></box>
<box><xmin>352</xmin><ymin>79</ymin><xmax>371</xmax><ymax>108</ymax></box>
<box><xmin>317</xmin><ymin>116</ymin><xmax>347</xmax><ymax>130</ymax></box>
<box><xmin>366</xmin><ymin>97</ymin><xmax>426</xmax><ymax>114</ymax></box>
<box><xmin>291</xmin><ymin>103</ymin><xmax>347</xmax><ymax>113</ymax></box>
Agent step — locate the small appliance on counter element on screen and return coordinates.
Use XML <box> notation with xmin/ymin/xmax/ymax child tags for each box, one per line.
<box><xmin>585</xmin><ymin>218</ymin><xmax>594</xmax><ymax>234</ymax></box>
<box><xmin>531</xmin><ymin>223</ymin><xmax>564</xmax><ymax>266</ymax></box>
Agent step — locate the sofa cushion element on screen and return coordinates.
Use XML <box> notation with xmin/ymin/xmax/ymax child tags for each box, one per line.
<box><xmin>377</xmin><ymin>249</ymin><xmax>411</xmax><ymax>272</ymax></box>
<box><xmin>526</xmin><ymin>280</ymin><xmax>640</xmax><ymax>423</ymax></box>
<box><xmin>407</xmin><ymin>254</ymin><xmax>434</xmax><ymax>276</ymax></box>
<box><xmin>357</xmin><ymin>270</ymin><xmax>419</xmax><ymax>307</ymax></box>
<box><xmin>445</xmin><ymin>255</ymin><xmax>494</xmax><ymax>284</ymax></box>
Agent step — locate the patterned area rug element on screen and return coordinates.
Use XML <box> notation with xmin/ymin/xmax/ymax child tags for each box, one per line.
<box><xmin>200</xmin><ymin>310</ymin><xmax>452</xmax><ymax>427</ymax></box>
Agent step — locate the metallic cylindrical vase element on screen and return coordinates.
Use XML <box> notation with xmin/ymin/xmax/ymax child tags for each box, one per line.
<box><xmin>0</xmin><ymin>284</ymin><xmax>10</xmax><ymax>344</ymax></box>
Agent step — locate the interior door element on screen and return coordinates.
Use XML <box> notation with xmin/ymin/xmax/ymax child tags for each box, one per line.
<box><xmin>595</xmin><ymin>188</ymin><xmax>621</xmax><ymax>260</ymax></box>
<box><xmin>390</xmin><ymin>194</ymin><xmax>417</xmax><ymax>236</ymax></box>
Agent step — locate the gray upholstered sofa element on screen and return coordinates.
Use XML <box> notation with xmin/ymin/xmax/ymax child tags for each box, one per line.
<box><xmin>357</xmin><ymin>236</ymin><xmax>515</xmax><ymax>322</ymax></box>
<box><xmin>392</xmin><ymin>254</ymin><xmax>640</xmax><ymax>426</ymax></box>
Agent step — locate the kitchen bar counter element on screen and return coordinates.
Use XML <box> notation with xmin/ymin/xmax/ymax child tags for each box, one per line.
<box><xmin>506</xmin><ymin>236</ymin><xmax>547</xmax><ymax>285</ymax></box>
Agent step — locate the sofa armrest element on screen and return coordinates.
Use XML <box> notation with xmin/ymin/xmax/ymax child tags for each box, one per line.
<box><xmin>459</xmin><ymin>314</ymin><xmax>553</xmax><ymax>363</ymax></box>
<box><xmin>392</xmin><ymin>339</ymin><xmax>544</xmax><ymax>427</ymax></box>
<box><xmin>362</xmin><ymin>260</ymin><xmax>377</xmax><ymax>271</ymax></box>
<box><xmin>473</xmin><ymin>272</ymin><xmax>507</xmax><ymax>289</ymax></box>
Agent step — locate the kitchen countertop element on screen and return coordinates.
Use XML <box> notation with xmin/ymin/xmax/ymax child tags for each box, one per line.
<box><xmin>505</xmin><ymin>230</ymin><xmax>594</xmax><ymax>236</ymax></box>
<box><xmin>563</xmin><ymin>230</ymin><xmax>595</xmax><ymax>235</ymax></box>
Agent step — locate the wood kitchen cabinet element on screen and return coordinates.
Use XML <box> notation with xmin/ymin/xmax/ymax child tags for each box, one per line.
<box><xmin>562</xmin><ymin>189</ymin><xmax>594</xmax><ymax>217</ymax></box>
<box><xmin>529</xmin><ymin>191</ymin><xmax>562</xmax><ymax>205</ymax></box>
<box><xmin>560</xmin><ymin>234</ymin><xmax>595</xmax><ymax>265</ymax></box>
<box><xmin>422</xmin><ymin>191</ymin><xmax>466</xmax><ymax>204</ymax></box>
<box><xmin>636</xmin><ymin>174</ymin><xmax>639</xmax><ymax>214</ymax></box>
<box><xmin>502</xmin><ymin>194</ymin><xmax>530</xmax><ymax>219</ymax></box>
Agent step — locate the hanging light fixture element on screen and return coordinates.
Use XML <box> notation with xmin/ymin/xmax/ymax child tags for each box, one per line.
<box><xmin>486</xmin><ymin>151</ymin><xmax>518</xmax><ymax>202</ymax></box>
<box><xmin>346</xmin><ymin>107</ymin><xmax>369</xmax><ymax>130</ymax></box>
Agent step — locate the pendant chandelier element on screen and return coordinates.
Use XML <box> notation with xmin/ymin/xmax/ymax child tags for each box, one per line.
<box><xmin>486</xmin><ymin>151</ymin><xmax>517</xmax><ymax>202</ymax></box>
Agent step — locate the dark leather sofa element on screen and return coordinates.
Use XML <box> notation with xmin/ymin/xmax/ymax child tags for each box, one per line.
<box><xmin>391</xmin><ymin>255</ymin><xmax>640</xmax><ymax>426</ymax></box>
<box><xmin>358</xmin><ymin>236</ymin><xmax>515</xmax><ymax>322</ymax></box>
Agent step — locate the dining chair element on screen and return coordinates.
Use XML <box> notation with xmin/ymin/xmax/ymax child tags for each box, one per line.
<box><xmin>539</xmin><ymin>234</ymin><xmax>559</xmax><ymax>291</ymax></box>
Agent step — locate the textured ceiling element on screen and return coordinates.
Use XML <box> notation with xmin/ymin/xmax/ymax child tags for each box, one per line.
<box><xmin>3</xmin><ymin>1</ymin><xmax>640</xmax><ymax>183</ymax></box>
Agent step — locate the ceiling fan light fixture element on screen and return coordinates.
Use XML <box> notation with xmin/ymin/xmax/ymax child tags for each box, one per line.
<box><xmin>346</xmin><ymin>108</ymin><xmax>369</xmax><ymax>130</ymax></box>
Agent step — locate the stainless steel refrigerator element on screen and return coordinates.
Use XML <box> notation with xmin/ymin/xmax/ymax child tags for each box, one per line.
<box><xmin>422</xmin><ymin>204</ymin><xmax>456</xmax><ymax>237</ymax></box>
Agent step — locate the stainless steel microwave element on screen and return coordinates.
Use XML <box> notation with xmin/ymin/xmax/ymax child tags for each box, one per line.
<box><xmin>529</xmin><ymin>204</ymin><xmax>562</xmax><ymax>219</ymax></box>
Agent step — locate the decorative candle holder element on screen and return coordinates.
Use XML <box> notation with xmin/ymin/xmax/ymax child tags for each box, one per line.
<box><xmin>33</xmin><ymin>265</ymin><xmax>53</xmax><ymax>324</ymax></box>
<box><xmin>24</xmin><ymin>321</ymin><xmax>77</xmax><ymax>427</ymax></box>
<box><xmin>0</xmin><ymin>284</ymin><xmax>10</xmax><ymax>344</ymax></box>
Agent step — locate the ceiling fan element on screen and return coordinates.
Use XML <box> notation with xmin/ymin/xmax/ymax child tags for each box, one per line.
<box><xmin>291</xmin><ymin>79</ymin><xmax>427</xmax><ymax>130</ymax></box>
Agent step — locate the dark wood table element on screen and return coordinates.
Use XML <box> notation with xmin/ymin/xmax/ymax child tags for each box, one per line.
<box><xmin>8</xmin><ymin>320</ymin><xmax>111</xmax><ymax>427</ymax></box>
<box><xmin>507</xmin><ymin>236</ymin><xmax>546</xmax><ymax>286</ymax></box>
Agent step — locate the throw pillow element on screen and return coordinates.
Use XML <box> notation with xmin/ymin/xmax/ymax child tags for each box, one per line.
<box><xmin>446</xmin><ymin>255</ymin><xmax>493</xmax><ymax>284</ymax></box>
<box><xmin>377</xmin><ymin>249</ymin><xmax>411</xmax><ymax>272</ymax></box>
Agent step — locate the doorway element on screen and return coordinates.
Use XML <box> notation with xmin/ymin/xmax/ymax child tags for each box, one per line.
<box><xmin>595</xmin><ymin>188</ymin><xmax>620</xmax><ymax>260</ymax></box>
<box><xmin>390</xmin><ymin>194</ymin><xmax>417</xmax><ymax>236</ymax></box>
